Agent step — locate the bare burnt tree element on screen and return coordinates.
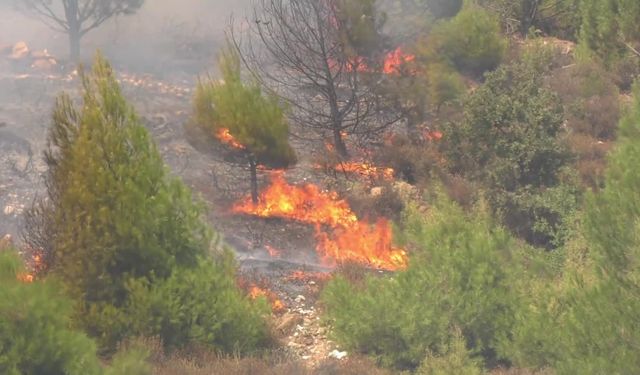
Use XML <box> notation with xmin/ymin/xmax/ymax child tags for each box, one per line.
<box><xmin>20</xmin><ymin>0</ymin><xmax>144</xmax><ymax>61</ymax></box>
<box><xmin>231</xmin><ymin>0</ymin><xmax>397</xmax><ymax>158</ymax></box>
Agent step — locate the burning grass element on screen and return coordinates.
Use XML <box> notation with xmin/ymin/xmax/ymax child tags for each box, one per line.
<box><xmin>232</xmin><ymin>172</ymin><xmax>408</xmax><ymax>271</ymax></box>
<box><xmin>232</xmin><ymin>171</ymin><xmax>358</xmax><ymax>228</ymax></box>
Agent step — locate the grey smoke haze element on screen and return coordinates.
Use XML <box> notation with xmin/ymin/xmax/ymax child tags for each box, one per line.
<box><xmin>0</xmin><ymin>0</ymin><xmax>252</xmax><ymax>74</ymax></box>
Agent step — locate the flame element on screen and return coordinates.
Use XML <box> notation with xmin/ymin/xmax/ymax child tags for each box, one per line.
<box><xmin>325</xmin><ymin>161</ymin><xmax>394</xmax><ymax>180</ymax></box>
<box><xmin>424</xmin><ymin>130</ymin><xmax>443</xmax><ymax>142</ymax></box>
<box><xmin>383</xmin><ymin>47</ymin><xmax>416</xmax><ymax>74</ymax></box>
<box><xmin>338</xmin><ymin>47</ymin><xmax>416</xmax><ymax>75</ymax></box>
<box><xmin>216</xmin><ymin>128</ymin><xmax>245</xmax><ymax>149</ymax></box>
<box><xmin>17</xmin><ymin>273</ymin><xmax>34</xmax><ymax>283</ymax></box>
<box><xmin>265</xmin><ymin>245</ymin><xmax>281</xmax><ymax>257</ymax></box>
<box><xmin>15</xmin><ymin>254</ymin><xmax>43</xmax><ymax>283</ymax></box>
<box><xmin>248</xmin><ymin>285</ymin><xmax>286</xmax><ymax>312</ymax></box>
<box><xmin>233</xmin><ymin>171</ymin><xmax>358</xmax><ymax>228</ymax></box>
<box><xmin>315</xmin><ymin>219</ymin><xmax>407</xmax><ymax>270</ymax></box>
<box><xmin>233</xmin><ymin>172</ymin><xmax>407</xmax><ymax>270</ymax></box>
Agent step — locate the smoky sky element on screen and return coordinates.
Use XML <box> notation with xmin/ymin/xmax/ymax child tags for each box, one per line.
<box><xmin>0</xmin><ymin>0</ymin><xmax>253</xmax><ymax>73</ymax></box>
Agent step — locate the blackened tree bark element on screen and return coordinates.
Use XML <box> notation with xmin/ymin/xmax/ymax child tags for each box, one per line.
<box><xmin>231</xmin><ymin>0</ymin><xmax>398</xmax><ymax>159</ymax></box>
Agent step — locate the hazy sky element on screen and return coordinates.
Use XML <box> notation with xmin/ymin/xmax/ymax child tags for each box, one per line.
<box><xmin>0</xmin><ymin>0</ymin><xmax>252</xmax><ymax>71</ymax></box>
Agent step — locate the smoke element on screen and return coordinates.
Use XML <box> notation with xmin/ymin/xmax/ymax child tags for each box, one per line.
<box><xmin>0</xmin><ymin>0</ymin><xmax>252</xmax><ymax>74</ymax></box>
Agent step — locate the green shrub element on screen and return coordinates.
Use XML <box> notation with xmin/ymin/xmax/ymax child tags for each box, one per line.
<box><xmin>322</xmin><ymin>200</ymin><xmax>527</xmax><ymax>370</ymax></box>
<box><xmin>126</xmin><ymin>254</ymin><xmax>270</xmax><ymax>353</ymax></box>
<box><xmin>430</xmin><ymin>4</ymin><xmax>507</xmax><ymax>75</ymax></box>
<box><xmin>444</xmin><ymin>59</ymin><xmax>577</xmax><ymax>248</ymax></box>
<box><xmin>0</xmin><ymin>251</ymin><xmax>103</xmax><ymax>375</ymax></box>
<box><xmin>505</xmin><ymin>83</ymin><xmax>640</xmax><ymax>374</ymax></box>
<box><xmin>417</xmin><ymin>330</ymin><xmax>484</xmax><ymax>375</ymax></box>
<box><xmin>27</xmin><ymin>53</ymin><xmax>269</xmax><ymax>354</ymax></box>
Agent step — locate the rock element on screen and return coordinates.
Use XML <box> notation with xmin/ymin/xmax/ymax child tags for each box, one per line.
<box><xmin>295</xmin><ymin>294</ymin><xmax>306</xmax><ymax>303</ymax></box>
<box><xmin>328</xmin><ymin>350</ymin><xmax>348</xmax><ymax>360</ymax></box>
<box><xmin>370</xmin><ymin>186</ymin><xmax>383</xmax><ymax>197</ymax></box>
<box><xmin>275</xmin><ymin>313</ymin><xmax>303</xmax><ymax>335</ymax></box>
<box><xmin>3</xmin><ymin>205</ymin><xmax>15</xmax><ymax>215</ymax></box>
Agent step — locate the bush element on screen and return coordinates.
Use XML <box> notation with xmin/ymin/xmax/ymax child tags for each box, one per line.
<box><xmin>505</xmin><ymin>83</ymin><xmax>640</xmax><ymax>374</ymax></box>
<box><xmin>0</xmin><ymin>250</ymin><xmax>151</xmax><ymax>375</ymax></box>
<box><xmin>417</xmin><ymin>330</ymin><xmax>484</xmax><ymax>375</ymax></box>
<box><xmin>444</xmin><ymin>58</ymin><xmax>577</xmax><ymax>248</ymax></box>
<box><xmin>126</xmin><ymin>254</ymin><xmax>270</xmax><ymax>353</ymax></box>
<box><xmin>0</xmin><ymin>251</ymin><xmax>102</xmax><ymax>375</ymax></box>
<box><xmin>322</xmin><ymin>200</ymin><xmax>527</xmax><ymax>370</ymax></box>
<box><xmin>25</xmin><ymin>53</ymin><xmax>269</xmax><ymax>354</ymax></box>
<box><xmin>430</xmin><ymin>4</ymin><xmax>507</xmax><ymax>75</ymax></box>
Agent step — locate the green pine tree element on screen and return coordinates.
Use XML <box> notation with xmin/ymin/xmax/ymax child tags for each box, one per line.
<box><xmin>30</xmin><ymin>52</ymin><xmax>267</xmax><ymax>352</ymax></box>
<box><xmin>193</xmin><ymin>44</ymin><xmax>296</xmax><ymax>204</ymax></box>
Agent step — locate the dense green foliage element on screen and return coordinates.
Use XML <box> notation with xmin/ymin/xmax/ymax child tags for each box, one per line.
<box><xmin>33</xmin><ymin>53</ymin><xmax>268</xmax><ymax>353</ymax></box>
<box><xmin>579</xmin><ymin>0</ymin><xmax>640</xmax><ymax>65</ymax></box>
<box><xmin>428</xmin><ymin>4</ymin><xmax>506</xmax><ymax>76</ymax></box>
<box><xmin>335</xmin><ymin>0</ymin><xmax>388</xmax><ymax>57</ymax></box>
<box><xmin>416</xmin><ymin>330</ymin><xmax>484</xmax><ymax>375</ymax></box>
<box><xmin>322</xmin><ymin>200</ymin><xmax>531</xmax><ymax>369</ymax></box>
<box><xmin>193</xmin><ymin>46</ymin><xmax>296</xmax><ymax>169</ymax></box>
<box><xmin>0</xmin><ymin>251</ymin><xmax>102</xmax><ymax>375</ymax></box>
<box><xmin>126</xmin><ymin>254</ymin><xmax>270</xmax><ymax>353</ymax></box>
<box><xmin>477</xmin><ymin>0</ymin><xmax>580</xmax><ymax>38</ymax></box>
<box><xmin>0</xmin><ymin>251</ymin><xmax>151</xmax><ymax>375</ymax></box>
<box><xmin>444</xmin><ymin>59</ymin><xmax>576</xmax><ymax>247</ymax></box>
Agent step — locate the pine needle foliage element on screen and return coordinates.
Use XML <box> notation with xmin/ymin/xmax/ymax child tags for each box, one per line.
<box><xmin>31</xmin><ymin>52</ymin><xmax>268</xmax><ymax>353</ymax></box>
<box><xmin>322</xmin><ymin>199</ymin><xmax>528</xmax><ymax>370</ymax></box>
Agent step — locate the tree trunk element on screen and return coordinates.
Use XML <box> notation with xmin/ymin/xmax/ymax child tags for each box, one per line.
<box><xmin>65</xmin><ymin>0</ymin><xmax>81</xmax><ymax>63</ymax></box>
<box><xmin>68</xmin><ymin>29</ymin><xmax>81</xmax><ymax>63</ymax></box>
<box><xmin>249</xmin><ymin>155</ymin><xmax>259</xmax><ymax>205</ymax></box>
<box><xmin>333</xmin><ymin>127</ymin><xmax>349</xmax><ymax>159</ymax></box>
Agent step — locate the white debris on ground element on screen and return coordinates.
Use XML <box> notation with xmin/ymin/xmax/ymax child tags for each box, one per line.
<box><xmin>328</xmin><ymin>350</ymin><xmax>348</xmax><ymax>360</ymax></box>
<box><xmin>272</xmin><ymin>278</ymin><xmax>346</xmax><ymax>368</ymax></box>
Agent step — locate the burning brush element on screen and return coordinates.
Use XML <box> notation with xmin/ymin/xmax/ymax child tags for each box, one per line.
<box><xmin>232</xmin><ymin>172</ymin><xmax>408</xmax><ymax>271</ymax></box>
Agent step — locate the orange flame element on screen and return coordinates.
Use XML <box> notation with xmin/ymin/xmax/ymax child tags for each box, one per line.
<box><xmin>232</xmin><ymin>172</ymin><xmax>407</xmax><ymax>270</ymax></box>
<box><xmin>17</xmin><ymin>273</ymin><xmax>34</xmax><ymax>283</ymax></box>
<box><xmin>232</xmin><ymin>171</ymin><xmax>358</xmax><ymax>228</ymax></box>
<box><xmin>265</xmin><ymin>245</ymin><xmax>281</xmax><ymax>257</ymax></box>
<box><xmin>16</xmin><ymin>253</ymin><xmax>44</xmax><ymax>283</ymax></box>
<box><xmin>248</xmin><ymin>285</ymin><xmax>286</xmax><ymax>312</ymax></box>
<box><xmin>383</xmin><ymin>47</ymin><xmax>415</xmax><ymax>75</ymax></box>
<box><xmin>315</xmin><ymin>219</ymin><xmax>407</xmax><ymax>270</ymax></box>
<box><xmin>339</xmin><ymin>47</ymin><xmax>416</xmax><ymax>75</ymax></box>
<box><xmin>216</xmin><ymin>128</ymin><xmax>245</xmax><ymax>149</ymax></box>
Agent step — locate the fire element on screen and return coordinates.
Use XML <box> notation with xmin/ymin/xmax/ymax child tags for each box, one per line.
<box><xmin>216</xmin><ymin>128</ymin><xmax>245</xmax><ymax>149</ymax></box>
<box><xmin>335</xmin><ymin>47</ymin><xmax>416</xmax><ymax>75</ymax></box>
<box><xmin>383</xmin><ymin>47</ymin><xmax>415</xmax><ymax>75</ymax></box>
<box><xmin>233</xmin><ymin>172</ymin><xmax>408</xmax><ymax>270</ymax></box>
<box><xmin>17</xmin><ymin>273</ymin><xmax>34</xmax><ymax>283</ymax></box>
<box><xmin>424</xmin><ymin>130</ymin><xmax>443</xmax><ymax>142</ymax></box>
<box><xmin>315</xmin><ymin>219</ymin><xmax>407</xmax><ymax>270</ymax></box>
<box><xmin>232</xmin><ymin>171</ymin><xmax>358</xmax><ymax>228</ymax></box>
<box><xmin>325</xmin><ymin>161</ymin><xmax>395</xmax><ymax>180</ymax></box>
<box><xmin>248</xmin><ymin>285</ymin><xmax>285</xmax><ymax>312</ymax></box>
<box><xmin>15</xmin><ymin>254</ymin><xmax>43</xmax><ymax>283</ymax></box>
<box><xmin>265</xmin><ymin>245</ymin><xmax>281</xmax><ymax>257</ymax></box>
